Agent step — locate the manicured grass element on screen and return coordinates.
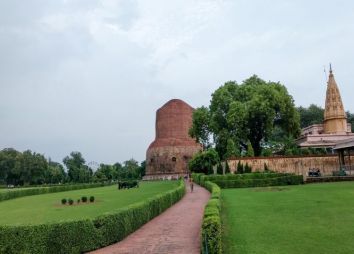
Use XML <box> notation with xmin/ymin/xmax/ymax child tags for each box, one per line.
<box><xmin>222</xmin><ymin>182</ymin><xmax>354</xmax><ymax>254</ymax></box>
<box><xmin>0</xmin><ymin>181</ymin><xmax>178</xmax><ymax>225</ymax></box>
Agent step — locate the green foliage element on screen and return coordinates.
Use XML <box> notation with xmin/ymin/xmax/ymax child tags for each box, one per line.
<box><xmin>0</xmin><ymin>148</ymin><xmax>65</xmax><ymax>186</ymax></box>
<box><xmin>77</xmin><ymin>199</ymin><xmax>80</xmax><ymax>204</ymax></box>
<box><xmin>0</xmin><ymin>181</ymin><xmax>186</xmax><ymax>254</ymax></box>
<box><xmin>297</xmin><ymin>104</ymin><xmax>324</xmax><ymax>128</ymax></box>
<box><xmin>190</xmin><ymin>76</ymin><xmax>300</xmax><ymax>158</ymax></box>
<box><xmin>236</xmin><ymin>161</ymin><xmax>244</xmax><ymax>174</ymax></box>
<box><xmin>81</xmin><ymin>196</ymin><xmax>88</xmax><ymax>203</ymax></box>
<box><xmin>244</xmin><ymin>163</ymin><xmax>252</xmax><ymax>173</ymax></box>
<box><xmin>189</xmin><ymin>148</ymin><xmax>220</xmax><ymax>175</ymax></box>
<box><xmin>200</xmin><ymin>181</ymin><xmax>222</xmax><ymax>254</ymax></box>
<box><xmin>245</xmin><ymin>141</ymin><xmax>254</xmax><ymax>157</ymax></box>
<box><xmin>68</xmin><ymin>199</ymin><xmax>74</xmax><ymax>205</ymax></box>
<box><xmin>216</xmin><ymin>164</ymin><xmax>223</xmax><ymax>174</ymax></box>
<box><xmin>225</xmin><ymin>162</ymin><xmax>230</xmax><ymax>174</ymax></box>
<box><xmin>0</xmin><ymin>182</ymin><xmax>111</xmax><ymax>202</ymax></box>
<box><xmin>196</xmin><ymin>172</ymin><xmax>303</xmax><ymax>189</ymax></box>
<box><xmin>89</xmin><ymin>196</ymin><xmax>95</xmax><ymax>202</ymax></box>
<box><xmin>211</xmin><ymin>175</ymin><xmax>303</xmax><ymax>188</ymax></box>
<box><xmin>63</xmin><ymin>152</ymin><xmax>92</xmax><ymax>183</ymax></box>
<box><xmin>189</xmin><ymin>106</ymin><xmax>212</xmax><ymax>149</ymax></box>
<box><xmin>61</xmin><ymin>198</ymin><xmax>67</xmax><ymax>205</ymax></box>
<box><xmin>225</xmin><ymin>139</ymin><xmax>239</xmax><ymax>159</ymax></box>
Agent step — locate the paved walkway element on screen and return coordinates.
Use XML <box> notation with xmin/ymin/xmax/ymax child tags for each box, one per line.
<box><xmin>89</xmin><ymin>182</ymin><xmax>210</xmax><ymax>254</ymax></box>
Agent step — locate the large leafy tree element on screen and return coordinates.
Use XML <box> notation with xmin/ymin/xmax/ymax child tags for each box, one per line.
<box><xmin>63</xmin><ymin>151</ymin><xmax>92</xmax><ymax>183</ymax></box>
<box><xmin>190</xmin><ymin>75</ymin><xmax>300</xmax><ymax>157</ymax></box>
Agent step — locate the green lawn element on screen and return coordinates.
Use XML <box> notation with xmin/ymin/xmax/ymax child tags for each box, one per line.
<box><xmin>222</xmin><ymin>182</ymin><xmax>354</xmax><ymax>254</ymax></box>
<box><xmin>0</xmin><ymin>181</ymin><xmax>178</xmax><ymax>226</ymax></box>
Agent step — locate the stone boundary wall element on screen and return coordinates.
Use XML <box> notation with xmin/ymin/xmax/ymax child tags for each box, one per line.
<box><xmin>227</xmin><ymin>155</ymin><xmax>343</xmax><ymax>176</ymax></box>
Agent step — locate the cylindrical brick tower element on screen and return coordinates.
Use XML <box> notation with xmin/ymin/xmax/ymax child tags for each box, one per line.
<box><xmin>145</xmin><ymin>99</ymin><xmax>201</xmax><ymax>180</ymax></box>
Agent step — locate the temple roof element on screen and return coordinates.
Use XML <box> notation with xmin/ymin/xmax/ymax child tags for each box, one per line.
<box><xmin>324</xmin><ymin>65</ymin><xmax>346</xmax><ymax>121</ymax></box>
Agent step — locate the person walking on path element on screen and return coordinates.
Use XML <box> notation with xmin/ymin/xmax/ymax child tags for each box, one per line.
<box><xmin>88</xmin><ymin>181</ymin><xmax>210</xmax><ymax>254</ymax></box>
<box><xmin>190</xmin><ymin>178</ymin><xmax>194</xmax><ymax>192</ymax></box>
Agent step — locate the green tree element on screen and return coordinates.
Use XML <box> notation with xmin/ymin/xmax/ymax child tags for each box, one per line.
<box><xmin>347</xmin><ymin>111</ymin><xmax>354</xmax><ymax>132</ymax></box>
<box><xmin>188</xmin><ymin>148</ymin><xmax>220</xmax><ymax>174</ymax></box>
<box><xmin>297</xmin><ymin>104</ymin><xmax>324</xmax><ymax>128</ymax></box>
<box><xmin>189</xmin><ymin>106</ymin><xmax>211</xmax><ymax>149</ymax></box>
<box><xmin>45</xmin><ymin>160</ymin><xmax>66</xmax><ymax>184</ymax></box>
<box><xmin>246</xmin><ymin>141</ymin><xmax>255</xmax><ymax>157</ymax></box>
<box><xmin>236</xmin><ymin>161</ymin><xmax>244</xmax><ymax>174</ymax></box>
<box><xmin>0</xmin><ymin>148</ymin><xmax>21</xmax><ymax>185</ymax></box>
<box><xmin>63</xmin><ymin>152</ymin><xmax>91</xmax><ymax>183</ymax></box>
<box><xmin>190</xmin><ymin>76</ymin><xmax>300</xmax><ymax>158</ymax></box>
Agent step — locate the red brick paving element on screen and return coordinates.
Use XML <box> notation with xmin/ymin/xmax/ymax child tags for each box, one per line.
<box><xmin>88</xmin><ymin>183</ymin><xmax>210</xmax><ymax>254</ymax></box>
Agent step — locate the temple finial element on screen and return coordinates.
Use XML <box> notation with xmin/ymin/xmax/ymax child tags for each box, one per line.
<box><xmin>329</xmin><ymin>63</ymin><xmax>333</xmax><ymax>74</ymax></box>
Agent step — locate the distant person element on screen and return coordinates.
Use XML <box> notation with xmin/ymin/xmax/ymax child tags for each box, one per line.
<box><xmin>190</xmin><ymin>178</ymin><xmax>194</xmax><ymax>193</ymax></box>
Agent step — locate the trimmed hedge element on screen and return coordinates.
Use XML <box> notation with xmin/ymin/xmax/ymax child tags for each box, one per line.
<box><xmin>192</xmin><ymin>172</ymin><xmax>303</xmax><ymax>189</ymax></box>
<box><xmin>306</xmin><ymin>176</ymin><xmax>354</xmax><ymax>183</ymax></box>
<box><xmin>0</xmin><ymin>182</ymin><xmax>113</xmax><ymax>202</ymax></box>
<box><xmin>212</xmin><ymin>175</ymin><xmax>303</xmax><ymax>188</ymax></box>
<box><xmin>200</xmin><ymin>181</ymin><xmax>222</xmax><ymax>254</ymax></box>
<box><xmin>0</xmin><ymin>180</ymin><xmax>185</xmax><ymax>254</ymax></box>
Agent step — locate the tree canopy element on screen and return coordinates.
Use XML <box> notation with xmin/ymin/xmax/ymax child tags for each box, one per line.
<box><xmin>190</xmin><ymin>75</ymin><xmax>300</xmax><ymax>158</ymax></box>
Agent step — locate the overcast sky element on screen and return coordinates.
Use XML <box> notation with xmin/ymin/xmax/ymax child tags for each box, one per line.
<box><xmin>1</xmin><ymin>0</ymin><xmax>354</xmax><ymax>165</ymax></box>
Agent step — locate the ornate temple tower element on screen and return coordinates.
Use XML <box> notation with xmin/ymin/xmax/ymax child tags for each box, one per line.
<box><xmin>145</xmin><ymin>99</ymin><xmax>201</xmax><ymax>180</ymax></box>
<box><xmin>323</xmin><ymin>65</ymin><xmax>348</xmax><ymax>134</ymax></box>
<box><xmin>296</xmin><ymin>65</ymin><xmax>354</xmax><ymax>148</ymax></box>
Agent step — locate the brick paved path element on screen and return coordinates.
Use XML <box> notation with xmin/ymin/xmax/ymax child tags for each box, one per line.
<box><xmin>88</xmin><ymin>183</ymin><xmax>210</xmax><ymax>254</ymax></box>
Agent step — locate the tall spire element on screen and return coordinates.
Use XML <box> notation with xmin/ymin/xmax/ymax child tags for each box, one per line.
<box><xmin>323</xmin><ymin>64</ymin><xmax>348</xmax><ymax>133</ymax></box>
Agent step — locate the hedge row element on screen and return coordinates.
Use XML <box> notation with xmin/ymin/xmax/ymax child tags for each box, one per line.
<box><xmin>0</xmin><ymin>182</ymin><xmax>114</xmax><ymax>202</ymax></box>
<box><xmin>0</xmin><ymin>180</ymin><xmax>185</xmax><ymax>254</ymax></box>
<box><xmin>306</xmin><ymin>176</ymin><xmax>354</xmax><ymax>183</ymax></box>
<box><xmin>200</xmin><ymin>181</ymin><xmax>222</xmax><ymax>254</ymax></box>
<box><xmin>192</xmin><ymin>172</ymin><xmax>303</xmax><ymax>189</ymax></box>
<box><xmin>212</xmin><ymin>175</ymin><xmax>303</xmax><ymax>188</ymax></box>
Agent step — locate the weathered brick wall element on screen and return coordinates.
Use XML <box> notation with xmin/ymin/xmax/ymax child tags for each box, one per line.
<box><xmin>228</xmin><ymin>155</ymin><xmax>343</xmax><ymax>176</ymax></box>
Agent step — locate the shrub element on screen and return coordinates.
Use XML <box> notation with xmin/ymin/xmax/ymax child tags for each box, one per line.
<box><xmin>81</xmin><ymin>196</ymin><xmax>88</xmax><ymax>203</ymax></box>
<box><xmin>77</xmin><ymin>199</ymin><xmax>81</xmax><ymax>204</ymax></box>
<box><xmin>0</xmin><ymin>180</ymin><xmax>186</xmax><ymax>254</ymax></box>
<box><xmin>89</xmin><ymin>196</ymin><xmax>95</xmax><ymax>202</ymax></box>
<box><xmin>0</xmin><ymin>182</ymin><xmax>113</xmax><ymax>203</ymax></box>
<box><xmin>61</xmin><ymin>198</ymin><xmax>67</xmax><ymax>205</ymax></box>
<box><xmin>201</xmin><ymin>181</ymin><xmax>222</xmax><ymax>254</ymax></box>
<box><xmin>68</xmin><ymin>199</ymin><xmax>74</xmax><ymax>205</ymax></box>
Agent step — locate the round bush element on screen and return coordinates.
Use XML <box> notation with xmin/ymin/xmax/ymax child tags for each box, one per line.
<box><xmin>89</xmin><ymin>196</ymin><xmax>95</xmax><ymax>202</ymax></box>
<box><xmin>68</xmin><ymin>199</ymin><xmax>74</xmax><ymax>205</ymax></box>
<box><xmin>61</xmin><ymin>198</ymin><xmax>67</xmax><ymax>205</ymax></box>
<box><xmin>81</xmin><ymin>196</ymin><xmax>88</xmax><ymax>202</ymax></box>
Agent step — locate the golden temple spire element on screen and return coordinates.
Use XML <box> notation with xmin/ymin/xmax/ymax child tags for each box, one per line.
<box><xmin>323</xmin><ymin>64</ymin><xmax>348</xmax><ymax>133</ymax></box>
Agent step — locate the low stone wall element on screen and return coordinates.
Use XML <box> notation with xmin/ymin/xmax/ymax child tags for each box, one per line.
<box><xmin>228</xmin><ymin>155</ymin><xmax>343</xmax><ymax>176</ymax></box>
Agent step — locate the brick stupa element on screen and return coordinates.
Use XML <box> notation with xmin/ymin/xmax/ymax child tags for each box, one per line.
<box><xmin>144</xmin><ymin>99</ymin><xmax>201</xmax><ymax>180</ymax></box>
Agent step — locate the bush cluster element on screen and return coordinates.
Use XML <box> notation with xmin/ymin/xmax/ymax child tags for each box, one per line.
<box><xmin>0</xmin><ymin>182</ymin><xmax>112</xmax><ymax>203</ymax></box>
<box><xmin>0</xmin><ymin>180</ymin><xmax>185</xmax><ymax>254</ymax></box>
<box><xmin>60</xmin><ymin>196</ymin><xmax>95</xmax><ymax>205</ymax></box>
